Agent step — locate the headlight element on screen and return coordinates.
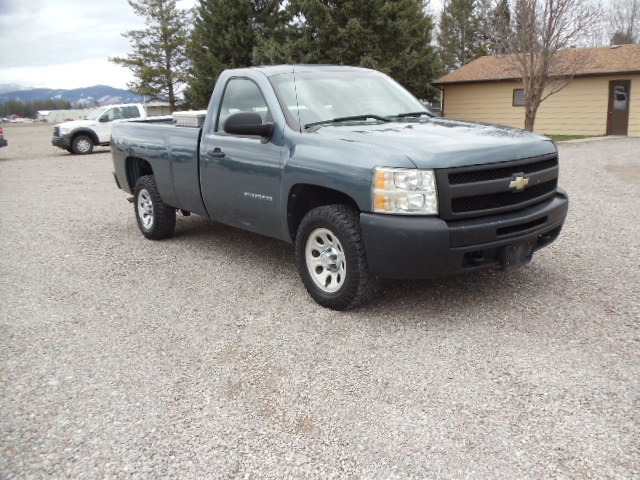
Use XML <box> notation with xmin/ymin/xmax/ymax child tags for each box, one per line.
<box><xmin>60</xmin><ymin>127</ymin><xmax>70</xmax><ymax>135</ymax></box>
<box><xmin>373</xmin><ymin>167</ymin><xmax>438</xmax><ymax>215</ymax></box>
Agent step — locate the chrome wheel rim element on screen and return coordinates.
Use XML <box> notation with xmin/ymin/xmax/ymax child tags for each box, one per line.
<box><xmin>76</xmin><ymin>138</ymin><xmax>91</xmax><ymax>153</ymax></box>
<box><xmin>305</xmin><ymin>228</ymin><xmax>346</xmax><ymax>293</ymax></box>
<box><xmin>137</xmin><ymin>188</ymin><xmax>154</xmax><ymax>230</ymax></box>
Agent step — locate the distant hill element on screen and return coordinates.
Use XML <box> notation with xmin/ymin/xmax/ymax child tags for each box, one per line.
<box><xmin>0</xmin><ymin>85</ymin><xmax>145</xmax><ymax>106</ymax></box>
<box><xmin>0</xmin><ymin>84</ymin><xmax>31</xmax><ymax>94</ymax></box>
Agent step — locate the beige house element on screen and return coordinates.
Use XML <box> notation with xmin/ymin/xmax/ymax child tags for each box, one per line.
<box><xmin>432</xmin><ymin>44</ymin><xmax>640</xmax><ymax>137</ymax></box>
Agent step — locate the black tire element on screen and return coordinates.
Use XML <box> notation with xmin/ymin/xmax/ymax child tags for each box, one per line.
<box><xmin>71</xmin><ymin>134</ymin><xmax>93</xmax><ymax>154</ymax></box>
<box><xmin>295</xmin><ymin>204</ymin><xmax>377</xmax><ymax>310</ymax></box>
<box><xmin>133</xmin><ymin>175</ymin><xmax>176</xmax><ymax>240</ymax></box>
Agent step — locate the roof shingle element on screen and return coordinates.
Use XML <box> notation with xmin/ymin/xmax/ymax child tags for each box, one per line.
<box><xmin>433</xmin><ymin>44</ymin><xmax>640</xmax><ymax>85</ymax></box>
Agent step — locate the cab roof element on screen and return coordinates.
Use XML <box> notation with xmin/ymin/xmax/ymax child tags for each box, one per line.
<box><xmin>229</xmin><ymin>64</ymin><xmax>374</xmax><ymax>77</ymax></box>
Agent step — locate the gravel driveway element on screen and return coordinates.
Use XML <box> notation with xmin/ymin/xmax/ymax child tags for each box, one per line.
<box><xmin>1</xmin><ymin>123</ymin><xmax>638</xmax><ymax>479</ymax></box>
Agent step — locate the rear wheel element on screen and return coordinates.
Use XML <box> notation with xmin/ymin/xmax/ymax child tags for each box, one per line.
<box><xmin>133</xmin><ymin>175</ymin><xmax>176</xmax><ymax>239</ymax></box>
<box><xmin>295</xmin><ymin>204</ymin><xmax>377</xmax><ymax>310</ymax></box>
<box><xmin>71</xmin><ymin>134</ymin><xmax>93</xmax><ymax>154</ymax></box>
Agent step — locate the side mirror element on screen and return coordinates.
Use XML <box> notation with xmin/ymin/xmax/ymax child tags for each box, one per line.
<box><xmin>99</xmin><ymin>116</ymin><xmax>109</xmax><ymax>123</ymax></box>
<box><xmin>224</xmin><ymin>112</ymin><xmax>274</xmax><ymax>139</ymax></box>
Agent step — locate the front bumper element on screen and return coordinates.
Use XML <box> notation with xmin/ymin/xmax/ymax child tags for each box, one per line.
<box><xmin>360</xmin><ymin>187</ymin><xmax>569</xmax><ymax>278</ymax></box>
<box><xmin>52</xmin><ymin>135</ymin><xmax>71</xmax><ymax>149</ymax></box>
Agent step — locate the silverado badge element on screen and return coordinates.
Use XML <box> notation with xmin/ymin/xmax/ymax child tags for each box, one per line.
<box><xmin>509</xmin><ymin>174</ymin><xmax>529</xmax><ymax>192</ymax></box>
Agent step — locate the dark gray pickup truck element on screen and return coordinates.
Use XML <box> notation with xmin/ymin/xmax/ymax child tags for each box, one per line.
<box><xmin>111</xmin><ymin>65</ymin><xmax>568</xmax><ymax>309</ymax></box>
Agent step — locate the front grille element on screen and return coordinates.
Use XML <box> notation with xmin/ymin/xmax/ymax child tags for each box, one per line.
<box><xmin>448</xmin><ymin>157</ymin><xmax>558</xmax><ymax>185</ymax></box>
<box><xmin>53</xmin><ymin>126</ymin><xmax>60</xmax><ymax>137</ymax></box>
<box><xmin>436</xmin><ymin>154</ymin><xmax>559</xmax><ymax>220</ymax></box>
<box><xmin>451</xmin><ymin>182</ymin><xmax>557</xmax><ymax>213</ymax></box>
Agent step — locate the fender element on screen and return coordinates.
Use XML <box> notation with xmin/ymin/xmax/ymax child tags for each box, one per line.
<box><xmin>69</xmin><ymin>127</ymin><xmax>100</xmax><ymax>145</ymax></box>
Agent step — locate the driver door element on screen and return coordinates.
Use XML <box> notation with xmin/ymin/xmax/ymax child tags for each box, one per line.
<box><xmin>200</xmin><ymin>77</ymin><xmax>284</xmax><ymax>239</ymax></box>
<box><xmin>96</xmin><ymin>107</ymin><xmax>124</xmax><ymax>143</ymax></box>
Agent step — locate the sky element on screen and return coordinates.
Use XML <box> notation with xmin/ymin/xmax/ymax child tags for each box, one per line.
<box><xmin>0</xmin><ymin>0</ymin><xmax>447</xmax><ymax>91</ymax></box>
<box><xmin>0</xmin><ymin>0</ymin><xmax>196</xmax><ymax>90</ymax></box>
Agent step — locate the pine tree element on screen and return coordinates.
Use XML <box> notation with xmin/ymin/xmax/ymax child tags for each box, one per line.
<box><xmin>253</xmin><ymin>0</ymin><xmax>442</xmax><ymax>100</ymax></box>
<box><xmin>475</xmin><ymin>0</ymin><xmax>512</xmax><ymax>56</ymax></box>
<box><xmin>437</xmin><ymin>0</ymin><xmax>482</xmax><ymax>72</ymax></box>
<box><xmin>185</xmin><ymin>0</ymin><xmax>283</xmax><ymax>108</ymax></box>
<box><xmin>489</xmin><ymin>0</ymin><xmax>513</xmax><ymax>54</ymax></box>
<box><xmin>110</xmin><ymin>0</ymin><xmax>189</xmax><ymax>112</ymax></box>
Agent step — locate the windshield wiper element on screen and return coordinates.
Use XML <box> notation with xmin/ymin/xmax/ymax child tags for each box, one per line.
<box><xmin>304</xmin><ymin>114</ymin><xmax>392</xmax><ymax>129</ymax></box>
<box><xmin>393</xmin><ymin>111</ymin><xmax>433</xmax><ymax>119</ymax></box>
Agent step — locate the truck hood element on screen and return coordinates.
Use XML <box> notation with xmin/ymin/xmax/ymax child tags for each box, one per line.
<box><xmin>57</xmin><ymin>119</ymin><xmax>98</xmax><ymax>130</ymax></box>
<box><xmin>313</xmin><ymin>118</ymin><xmax>557</xmax><ymax>169</ymax></box>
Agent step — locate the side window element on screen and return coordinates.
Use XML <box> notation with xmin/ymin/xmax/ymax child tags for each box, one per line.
<box><xmin>101</xmin><ymin>108</ymin><xmax>114</xmax><ymax>122</ymax></box>
<box><xmin>216</xmin><ymin>78</ymin><xmax>271</xmax><ymax>133</ymax></box>
<box><xmin>124</xmin><ymin>106</ymin><xmax>140</xmax><ymax>118</ymax></box>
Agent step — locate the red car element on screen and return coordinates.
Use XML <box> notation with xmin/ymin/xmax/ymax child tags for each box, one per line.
<box><xmin>0</xmin><ymin>125</ymin><xmax>7</xmax><ymax>148</ymax></box>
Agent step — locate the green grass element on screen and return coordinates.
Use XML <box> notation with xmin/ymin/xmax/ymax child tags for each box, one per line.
<box><xmin>545</xmin><ymin>134</ymin><xmax>603</xmax><ymax>142</ymax></box>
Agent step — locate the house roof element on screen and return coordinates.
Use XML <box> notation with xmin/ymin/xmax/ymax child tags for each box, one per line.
<box><xmin>433</xmin><ymin>44</ymin><xmax>640</xmax><ymax>85</ymax></box>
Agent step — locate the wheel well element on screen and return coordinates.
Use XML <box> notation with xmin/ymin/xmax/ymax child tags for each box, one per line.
<box><xmin>72</xmin><ymin>130</ymin><xmax>99</xmax><ymax>145</ymax></box>
<box><xmin>287</xmin><ymin>184</ymin><xmax>359</xmax><ymax>241</ymax></box>
<box><xmin>126</xmin><ymin>157</ymin><xmax>153</xmax><ymax>191</ymax></box>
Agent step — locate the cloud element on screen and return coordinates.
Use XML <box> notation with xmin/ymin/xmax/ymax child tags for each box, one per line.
<box><xmin>1</xmin><ymin>1</ymin><xmax>141</xmax><ymax>65</ymax></box>
<box><xmin>2</xmin><ymin>60</ymin><xmax>135</xmax><ymax>90</ymax></box>
<box><xmin>0</xmin><ymin>0</ymin><xmax>194</xmax><ymax>89</ymax></box>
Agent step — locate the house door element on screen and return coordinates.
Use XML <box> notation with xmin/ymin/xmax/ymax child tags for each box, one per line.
<box><xmin>607</xmin><ymin>80</ymin><xmax>631</xmax><ymax>135</ymax></box>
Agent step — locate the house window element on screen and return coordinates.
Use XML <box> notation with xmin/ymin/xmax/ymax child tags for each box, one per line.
<box><xmin>513</xmin><ymin>89</ymin><xmax>525</xmax><ymax>106</ymax></box>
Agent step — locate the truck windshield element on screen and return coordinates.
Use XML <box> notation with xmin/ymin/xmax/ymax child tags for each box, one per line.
<box><xmin>270</xmin><ymin>70</ymin><xmax>430</xmax><ymax>131</ymax></box>
<box><xmin>85</xmin><ymin>107</ymin><xmax>108</xmax><ymax>121</ymax></box>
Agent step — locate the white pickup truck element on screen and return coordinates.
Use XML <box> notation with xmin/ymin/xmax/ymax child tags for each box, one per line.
<box><xmin>52</xmin><ymin>103</ymin><xmax>146</xmax><ymax>154</ymax></box>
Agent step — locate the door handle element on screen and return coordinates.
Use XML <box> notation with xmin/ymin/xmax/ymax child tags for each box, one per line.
<box><xmin>207</xmin><ymin>148</ymin><xmax>225</xmax><ymax>158</ymax></box>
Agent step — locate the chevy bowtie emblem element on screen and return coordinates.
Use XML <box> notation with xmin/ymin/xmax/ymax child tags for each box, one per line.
<box><xmin>509</xmin><ymin>174</ymin><xmax>529</xmax><ymax>192</ymax></box>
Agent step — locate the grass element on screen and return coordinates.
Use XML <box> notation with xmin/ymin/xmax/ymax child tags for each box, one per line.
<box><xmin>545</xmin><ymin>134</ymin><xmax>603</xmax><ymax>142</ymax></box>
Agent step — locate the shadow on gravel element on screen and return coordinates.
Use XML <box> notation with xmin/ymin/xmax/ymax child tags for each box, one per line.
<box><xmin>170</xmin><ymin>213</ymin><xmax>294</xmax><ymax>267</ymax></box>
<box><xmin>162</xmin><ymin>214</ymin><xmax>553</xmax><ymax>317</ymax></box>
<box><xmin>369</xmin><ymin>271</ymin><xmax>527</xmax><ymax>312</ymax></box>
<box><xmin>54</xmin><ymin>149</ymin><xmax>111</xmax><ymax>157</ymax></box>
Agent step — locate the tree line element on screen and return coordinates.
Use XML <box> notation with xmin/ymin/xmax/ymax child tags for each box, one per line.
<box><xmin>111</xmin><ymin>0</ymin><xmax>443</xmax><ymax>110</ymax></box>
<box><xmin>112</xmin><ymin>0</ymin><xmax>639</xmax><ymax>130</ymax></box>
<box><xmin>0</xmin><ymin>99</ymin><xmax>71</xmax><ymax>119</ymax></box>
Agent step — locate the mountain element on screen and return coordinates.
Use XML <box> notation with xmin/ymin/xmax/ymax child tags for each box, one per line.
<box><xmin>0</xmin><ymin>85</ymin><xmax>145</xmax><ymax>106</ymax></box>
<box><xmin>0</xmin><ymin>84</ymin><xmax>33</xmax><ymax>94</ymax></box>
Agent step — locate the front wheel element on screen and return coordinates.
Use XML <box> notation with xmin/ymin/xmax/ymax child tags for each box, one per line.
<box><xmin>133</xmin><ymin>175</ymin><xmax>176</xmax><ymax>239</ymax></box>
<box><xmin>295</xmin><ymin>205</ymin><xmax>377</xmax><ymax>310</ymax></box>
<box><xmin>71</xmin><ymin>134</ymin><xmax>93</xmax><ymax>154</ymax></box>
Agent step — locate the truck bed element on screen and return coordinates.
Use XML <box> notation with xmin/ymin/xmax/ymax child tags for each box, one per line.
<box><xmin>111</xmin><ymin>120</ymin><xmax>207</xmax><ymax>216</ymax></box>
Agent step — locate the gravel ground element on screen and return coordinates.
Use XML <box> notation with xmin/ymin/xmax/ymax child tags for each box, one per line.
<box><xmin>0</xmin><ymin>123</ymin><xmax>638</xmax><ymax>479</ymax></box>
